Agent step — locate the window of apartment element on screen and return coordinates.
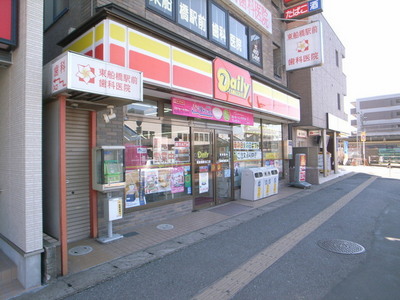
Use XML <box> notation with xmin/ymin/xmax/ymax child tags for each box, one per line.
<box><xmin>44</xmin><ymin>0</ymin><xmax>69</xmax><ymax>30</ymax></box>
<box><xmin>337</xmin><ymin>93</ymin><xmax>341</xmax><ymax>110</ymax></box>
<box><xmin>273</xmin><ymin>44</ymin><xmax>282</xmax><ymax>78</ymax></box>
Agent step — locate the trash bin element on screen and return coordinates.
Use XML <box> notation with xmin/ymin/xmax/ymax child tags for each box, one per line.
<box><xmin>261</xmin><ymin>167</ymin><xmax>272</xmax><ymax>197</ymax></box>
<box><xmin>269</xmin><ymin>167</ymin><xmax>279</xmax><ymax>195</ymax></box>
<box><xmin>240</xmin><ymin>168</ymin><xmax>264</xmax><ymax>200</ymax></box>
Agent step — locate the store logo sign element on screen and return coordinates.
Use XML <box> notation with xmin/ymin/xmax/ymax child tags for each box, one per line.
<box><xmin>217</xmin><ymin>68</ymin><xmax>251</xmax><ymax>100</ymax></box>
<box><xmin>213</xmin><ymin>58</ymin><xmax>252</xmax><ymax>108</ymax></box>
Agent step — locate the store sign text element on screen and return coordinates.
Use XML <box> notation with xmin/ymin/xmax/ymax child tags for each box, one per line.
<box><xmin>284</xmin><ymin>21</ymin><xmax>323</xmax><ymax>71</ymax></box>
<box><xmin>229</xmin><ymin>0</ymin><xmax>272</xmax><ymax>34</ymax></box>
<box><xmin>217</xmin><ymin>68</ymin><xmax>251</xmax><ymax>100</ymax></box>
<box><xmin>284</xmin><ymin>0</ymin><xmax>322</xmax><ymax>20</ymax></box>
<box><xmin>172</xmin><ymin>97</ymin><xmax>254</xmax><ymax>125</ymax></box>
<box><xmin>51</xmin><ymin>52</ymin><xmax>143</xmax><ymax>101</ymax></box>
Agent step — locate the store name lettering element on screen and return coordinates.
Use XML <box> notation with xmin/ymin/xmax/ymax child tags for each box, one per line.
<box><xmin>192</xmin><ymin>104</ymin><xmax>213</xmax><ymax>118</ymax></box>
<box><xmin>217</xmin><ymin>68</ymin><xmax>250</xmax><ymax>99</ymax></box>
<box><xmin>197</xmin><ymin>150</ymin><xmax>209</xmax><ymax>159</ymax></box>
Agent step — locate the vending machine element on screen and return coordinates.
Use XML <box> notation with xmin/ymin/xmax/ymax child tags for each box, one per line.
<box><xmin>92</xmin><ymin>146</ymin><xmax>125</xmax><ymax>243</ymax></box>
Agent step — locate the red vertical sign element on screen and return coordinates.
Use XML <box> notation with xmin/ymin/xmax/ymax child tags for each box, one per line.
<box><xmin>0</xmin><ymin>0</ymin><xmax>17</xmax><ymax>48</ymax></box>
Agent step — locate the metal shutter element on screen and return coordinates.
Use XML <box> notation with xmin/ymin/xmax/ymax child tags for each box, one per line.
<box><xmin>66</xmin><ymin>109</ymin><xmax>91</xmax><ymax>242</ymax></box>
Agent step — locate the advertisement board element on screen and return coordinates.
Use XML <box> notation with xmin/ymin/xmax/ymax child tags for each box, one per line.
<box><xmin>229</xmin><ymin>0</ymin><xmax>272</xmax><ymax>34</ymax></box>
<box><xmin>51</xmin><ymin>51</ymin><xmax>143</xmax><ymax>101</ymax></box>
<box><xmin>172</xmin><ymin>97</ymin><xmax>254</xmax><ymax>125</ymax></box>
<box><xmin>284</xmin><ymin>0</ymin><xmax>322</xmax><ymax>20</ymax></box>
<box><xmin>284</xmin><ymin>21</ymin><xmax>323</xmax><ymax>71</ymax></box>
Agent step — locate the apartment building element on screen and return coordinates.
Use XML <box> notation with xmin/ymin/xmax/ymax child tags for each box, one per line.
<box><xmin>349</xmin><ymin>94</ymin><xmax>400</xmax><ymax>164</ymax></box>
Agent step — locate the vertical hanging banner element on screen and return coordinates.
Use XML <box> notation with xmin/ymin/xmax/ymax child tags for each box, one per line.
<box><xmin>213</xmin><ymin>58</ymin><xmax>252</xmax><ymax>108</ymax></box>
<box><xmin>284</xmin><ymin>21</ymin><xmax>323</xmax><ymax>71</ymax></box>
<box><xmin>0</xmin><ymin>0</ymin><xmax>17</xmax><ymax>50</ymax></box>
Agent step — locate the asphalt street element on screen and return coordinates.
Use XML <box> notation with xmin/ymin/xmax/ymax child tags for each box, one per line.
<box><xmin>62</xmin><ymin>169</ymin><xmax>400</xmax><ymax>300</ymax></box>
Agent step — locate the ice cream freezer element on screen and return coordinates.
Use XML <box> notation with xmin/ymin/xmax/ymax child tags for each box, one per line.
<box><xmin>240</xmin><ymin>168</ymin><xmax>264</xmax><ymax>201</ymax></box>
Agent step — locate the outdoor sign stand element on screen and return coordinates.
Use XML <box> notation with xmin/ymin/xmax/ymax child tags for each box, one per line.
<box><xmin>290</xmin><ymin>153</ymin><xmax>312</xmax><ymax>189</ymax></box>
<box><xmin>97</xmin><ymin>192</ymin><xmax>124</xmax><ymax>244</ymax></box>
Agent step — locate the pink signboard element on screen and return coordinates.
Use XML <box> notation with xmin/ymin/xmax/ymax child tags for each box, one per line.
<box><xmin>171</xmin><ymin>97</ymin><xmax>253</xmax><ymax>125</ymax></box>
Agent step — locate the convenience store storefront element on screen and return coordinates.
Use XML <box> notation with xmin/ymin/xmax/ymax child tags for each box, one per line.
<box><xmin>43</xmin><ymin>17</ymin><xmax>299</xmax><ymax>275</ymax></box>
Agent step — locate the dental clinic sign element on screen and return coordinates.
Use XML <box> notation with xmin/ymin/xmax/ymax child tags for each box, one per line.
<box><xmin>229</xmin><ymin>0</ymin><xmax>272</xmax><ymax>34</ymax></box>
<box><xmin>284</xmin><ymin>21</ymin><xmax>323</xmax><ymax>71</ymax></box>
<box><xmin>51</xmin><ymin>52</ymin><xmax>143</xmax><ymax>101</ymax></box>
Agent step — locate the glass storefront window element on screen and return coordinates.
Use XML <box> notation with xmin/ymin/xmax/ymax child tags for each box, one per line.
<box><xmin>124</xmin><ymin>120</ymin><xmax>191</xmax><ymax>208</ymax></box>
<box><xmin>233</xmin><ymin>120</ymin><xmax>261</xmax><ymax>187</ymax></box>
<box><xmin>262</xmin><ymin>123</ymin><xmax>283</xmax><ymax>174</ymax></box>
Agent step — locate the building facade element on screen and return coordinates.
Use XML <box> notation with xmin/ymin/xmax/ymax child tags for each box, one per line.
<box><xmin>286</xmin><ymin>13</ymin><xmax>349</xmax><ymax>184</ymax></box>
<box><xmin>42</xmin><ymin>0</ymin><xmax>303</xmax><ymax>277</ymax></box>
<box><xmin>349</xmin><ymin>94</ymin><xmax>400</xmax><ymax>164</ymax></box>
<box><xmin>0</xmin><ymin>0</ymin><xmax>43</xmax><ymax>290</ymax></box>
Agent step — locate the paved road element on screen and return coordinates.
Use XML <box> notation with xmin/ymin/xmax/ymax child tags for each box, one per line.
<box><xmin>63</xmin><ymin>169</ymin><xmax>400</xmax><ymax>300</ymax></box>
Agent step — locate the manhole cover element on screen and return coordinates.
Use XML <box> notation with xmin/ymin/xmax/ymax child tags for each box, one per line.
<box><xmin>68</xmin><ymin>245</ymin><xmax>93</xmax><ymax>256</ymax></box>
<box><xmin>317</xmin><ymin>239</ymin><xmax>365</xmax><ymax>255</ymax></box>
<box><xmin>157</xmin><ymin>224</ymin><xmax>174</xmax><ymax>230</ymax></box>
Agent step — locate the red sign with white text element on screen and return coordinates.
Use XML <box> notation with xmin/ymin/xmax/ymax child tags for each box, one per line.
<box><xmin>213</xmin><ymin>58</ymin><xmax>252</xmax><ymax>108</ymax></box>
<box><xmin>0</xmin><ymin>0</ymin><xmax>17</xmax><ymax>49</ymax></box>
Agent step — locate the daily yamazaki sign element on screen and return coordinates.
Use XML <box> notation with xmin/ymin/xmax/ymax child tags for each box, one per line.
<box><xmin>213</xmin><ymin>58</ymin><xmax>252</xmax><ymax>108</ymax></box>
<box><xmin>0</xmin><ymin>0</ymin><xmax>17</xmax><ymax>50</ymax></box>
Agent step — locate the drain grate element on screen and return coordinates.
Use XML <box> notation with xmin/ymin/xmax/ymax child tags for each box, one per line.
<box><xmin>68</xmin><ymin>245</ymin><xmax>93</xmax><ymax>256</ymax></box>
<box><xmin>318</xmin><ymin>239</ymin><xmax>365</xmax><ymax>255</ymax></box>
<box><xmin>157</xmin><ymin>224</ymin><xmax>174</xmax><ymax>230</ymax></box>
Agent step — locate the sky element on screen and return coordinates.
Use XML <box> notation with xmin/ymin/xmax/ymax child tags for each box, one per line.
<box><xmin>321</xmin><ymin>0</ymin><xmax>400</xmax><ymax>107</ymax></box>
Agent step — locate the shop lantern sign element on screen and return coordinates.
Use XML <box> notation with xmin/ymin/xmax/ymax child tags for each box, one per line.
<box><xmin>284</xmin><ymin>21</ymin><xmax>323</xmax><ymax>71</ymax></box>
<box><xmin>213</xmin><ymin>58</ymin><xmax>252</xmax><ymax>108</ymax></box>
<box><xmin>283</xmin><ymin>0</ymin><xmax>322</xmax><ymax>20</ymax></box>
<box><xmin>48</xmin><ymin>51</ymin><xmax>143</xmax><ymax>102</ymax></box>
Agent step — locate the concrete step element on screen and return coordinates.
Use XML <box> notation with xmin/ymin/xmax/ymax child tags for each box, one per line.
<box><xmin>0</xmin><ymin>250</ymin><xmax>17</xmax><ymax>285</ymax></box>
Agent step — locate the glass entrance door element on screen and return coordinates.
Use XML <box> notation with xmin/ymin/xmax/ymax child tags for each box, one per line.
<box><xmin>193</xmin><ymin>128</ymin><xmax>233</xmax><ymax>210</ymax></box>
<box><xmin>215</xmin><ymin>130</ymin><xmax>233</xmax><ymax>204</ymax></box>
<box><xmin>193</xmin><ymin>129</ymin><xmax>214</xmax><ymax>209</ymax></box>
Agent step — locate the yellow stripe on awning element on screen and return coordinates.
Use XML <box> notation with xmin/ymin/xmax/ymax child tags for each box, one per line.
<box><xmin>172</xmin><ymin>48</ymin><xmax>212</xmax><ymax>74</ymax></box>
<box><xmin>67</xmin><ymin>30</ymin><xmax>93</xmax><ymax>53</ymax></box>
<box><xmin>252</xmin><ymin>80</ymin><xmax>273</xmax><ymax>96</ymax></box>
<box><xmin>110</xmin><ymin>22</ymin><xmax>126</xmax><ymax>42</ymax></box>
<box><xmin>272</xmin><ymin>90</ymin><xmax>287</xmax><ymax>103</ymax></box>
<box><xmin>95</xmin><ymin>22</ymin><xmax>104</xmax><ymax>42</ymax></box>
<box><xmin>287</xmin><ymin>96</ymin><xmax>300</xmax><ymax>108</ymax></box>
<box><xmin>129</xmin><ymin>30</ymin><xmax>170</xmax><ymax>60</ymax></box>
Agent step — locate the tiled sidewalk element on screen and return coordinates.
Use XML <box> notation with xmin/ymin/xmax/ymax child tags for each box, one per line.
<box><xmin>67</xmin><ymin>184</ymin><xmax>306</xmax><ymax>274</ymax></box>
